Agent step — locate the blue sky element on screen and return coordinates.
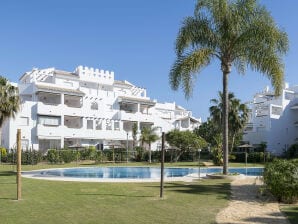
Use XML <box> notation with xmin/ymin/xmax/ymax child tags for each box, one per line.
<box><xmin>0</xmin><ymin>0</ymin><xmax>297</xmax><ymax>121</ymax></box>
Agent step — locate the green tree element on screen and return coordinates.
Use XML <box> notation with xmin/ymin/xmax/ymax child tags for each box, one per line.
<box><xmin>170</xmin><ymin>0</ymin><xmax>288</xmax><ymax>174</ymax></box>
<box><xmin>140</xmin><ymin>126</ymin><xmax>159</xmax><ymax>163</ymax></box>
<box><xmin>210</xmin><ymin>92</ymin><xmax>248</xmax><ymax>150</ymax></box>
<box><xmin>194</xmin><ymin>118</ymin><xmax>218</xmax><ymax>146</ymax></box>
<box><xmin>166</xmin><ymin>129</ymin><xmax>207</xmax><ymax>162</ymax></box>
<box><xmin>0</xmin><ymin>76</ymin><xmax>20</xmax><ymax>126</ymax></box>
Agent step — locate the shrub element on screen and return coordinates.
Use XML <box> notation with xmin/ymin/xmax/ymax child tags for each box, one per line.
<box><xmin>47</xmin><ymin>149</ymin><xmax>60</xmax><ymax>164</ymax></box>
<box><xmin>0</xmin><ymin>147</ymin><xmax>8</xmax><ymax>162</ymax></box>
<box><xmin>230</xmin><ymin>152</ymin><xmax>272</xmax><ymax>163</ymax></box>
<box><xmin>60</xmin><ymin>150</ymin><xmax>77</xmax><ymax>163</ymax></box>
<box><xmin>80</xmin><ymin>146</ymin><xmax>97</xmax><ymax>160</ymax></box>
<box><xmin>21</xmin><ymin>150</ymin><xmax>43</xmax><ymax>165</ymax></box>
<box><xmin>134</xmin><ymin>147</ymin><xmax>145</xmax><ymax>162</ymax></box>
<box><xmin>283</xmin><ymin>144</ymin><xmax>298</xmax><ymax>159</ymax></box>
<box><xmin>264</xmin><ymin>159</ymin><xmax>298</xmax><ymax>203</ymax></box>
<box><xmin>211</xmin><ymin>147</ymin><xmax>223</xmax><ymax>166</ymax></box>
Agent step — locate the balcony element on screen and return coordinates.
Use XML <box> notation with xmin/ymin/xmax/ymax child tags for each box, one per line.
<box><xmin>37</xmin><ymin>102</ymin><xmax>63</xmax><ymax>116</ymax></box>
<box><xmin>118</xmin><ymin>111</ymin><xmax>154</xmax><ymax>123</ymax></box>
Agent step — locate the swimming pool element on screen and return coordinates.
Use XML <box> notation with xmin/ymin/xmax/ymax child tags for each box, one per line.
<box><xmin>22</xmin><ymin>167</ymin><xmax>263</xmax><ymax>182</ymax></box>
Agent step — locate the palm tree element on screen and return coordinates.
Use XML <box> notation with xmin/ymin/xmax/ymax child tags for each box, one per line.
<box><xmin>0</xmin><ymin>76</ymin><xmax>20</xmax><ymax>127</ymax></box>
<box><xmin>0</xmin><ymin>76</ymin><xmax>19</xmax><ymax>163</ymax></box>
<box><xmin>132</xmin><ymin>122</ymin><xmax>138</xmax><ymax>149</ymax></box>
<box><xmin>210</xmin><ymin>92</ymin><xmax>248</xmax><ymax>150</ymax></box>
<box><xmin>169</xmin><ymin>0</ymin><xmax>288</xmax><ymax>174</ymax></box>
<box><xmin>140</xmin><ymin>126</ymin><xmax>159</xmax><ymax>163</ymax></box>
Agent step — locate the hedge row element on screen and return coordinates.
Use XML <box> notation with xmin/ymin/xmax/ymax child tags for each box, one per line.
<box><xmin>264</xmin><ymin>159</ymin><xmax>298</xmax><ymax>203</ymax></box>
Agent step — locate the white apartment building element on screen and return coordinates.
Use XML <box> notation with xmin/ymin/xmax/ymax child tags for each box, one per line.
<box><xmin>1</xmin><ymin>66</ymin><xmax>201</xmax><ymax>153</ymax></box>
<box><xmin>243</xmin><ymin>83</ymin><xmax>298</xmax><ymax>155</ymax></box>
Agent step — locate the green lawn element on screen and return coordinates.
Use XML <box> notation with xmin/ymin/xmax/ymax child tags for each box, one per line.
<box><xmin>0</xmin><ymin>164</ymin><xmax>230</xmax><ymax>224</ymax></box>
<box><xmin>280</xmin><ymin>205</ymin><xmax>298</xmax><ymax>224</ymax></box>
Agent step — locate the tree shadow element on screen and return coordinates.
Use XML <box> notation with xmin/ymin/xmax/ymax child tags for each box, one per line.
<box><xmin>0</xmin><ymin>197</ymin><xmax>16</xmax><ymax>201</ymax></box>
<box><xmin>0</xmin><ymin>171</ymin><xmax>16</xmax><ymax>184</ymax></box>
<box><xmin>243</xmin><ymin>213</ymin><xmax>289</xmax><ymax>224</ymax></box>
<box><xmin>0</xmin><ymin>171</ymin><xmax>15</xmax><ymax>176</ymax></box>
<box><xmin>75</xmin><ymin>193</ymin><xmax>153</xmax><ymax>198</ymax></box>
<box><xmin>145</xmin><ymin>180</ymin><xmax>230</xmax><ymax>200</ymax></box>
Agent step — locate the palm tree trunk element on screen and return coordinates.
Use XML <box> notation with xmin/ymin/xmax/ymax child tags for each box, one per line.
<box><xmin>222</xmin><ymin>65</ymin><xmax>230</xmax><ymax>175</ymax></box>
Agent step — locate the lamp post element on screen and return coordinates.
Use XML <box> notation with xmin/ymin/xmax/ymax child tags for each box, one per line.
<box><xmin>245</xmin><ymin>148</ymin><xmax>247</xmax><ymax>175</ymax></box>
<box><xmin>126</xmin><ymin>132</ymin><xmax>129</xmax><ymax>163</ymax></box>
<box><xmin>198</xmin><ymin>149</ymin><xmax>201</xmax><ymax>179</ymax></box>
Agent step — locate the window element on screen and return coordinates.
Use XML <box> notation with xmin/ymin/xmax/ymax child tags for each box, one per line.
<box><xmin>91</xmin><ymin>102</ymin><xmax>98</xmax><ymax>110</ymax></box>
<box><xmin>271</xmin><ymin>106</ymin><xmax>282</xmax><ymax>115</ymax></box>
<box><xmin>114</xmin><ymin>121</ymin><xmax>120</xmax><ymax>130</ymax></box>
<box><xmin>38</xmin><ymin>115</ymin><xmax>60</xmax><ymax>126</ymax></box>
<box><xmin>19</xmin><ymin>117</ymin><xmax>29</xmax><ymax>126</ymax></box>
<box><xmin>285</xmin><ymin>92</ymin><xmax>294</xmax><ymax>100</ymax></box>
<box><xmin>21</xmin><ymin>139</ymin><xmax>29</xmax><ymax>150</ymax></box>
<box><xmin>106</xmin><ymin>119</ymin><xmax>112</xmax><ymax>130</ymax></box>
<box><xmin>96</xmin><ymin>120</ymin><xmax>102</xmax><ymax>130</ymax></box>
<box><xmin>87</xmin><ymin>120</ymin><xmax>93</xmax><ymax>129</ymax></box>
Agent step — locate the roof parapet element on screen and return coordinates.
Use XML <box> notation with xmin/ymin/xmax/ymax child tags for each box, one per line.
<box><xmin>75</xmin><ymin>65</ymin><xmax>114</xmax><ymax>85</ymax></box>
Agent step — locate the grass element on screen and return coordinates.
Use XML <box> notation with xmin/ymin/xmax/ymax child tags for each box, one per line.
<box><xmin>0</xmin><ymin>164</ymin><xmax>230</xmax><ymax>224</ymax></box>
<box><xmin>280</xmin><ymin>205</ymin><xmax>298</xmax><ymax>224</ymax></box>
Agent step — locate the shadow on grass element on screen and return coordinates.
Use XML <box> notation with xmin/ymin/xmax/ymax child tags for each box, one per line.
<box><xmin>281</xmin><ymin>206</ymin><xmax>298</xmax><ymax>224</ymax></box>
<box><xmin>0</xmin><ymin>171</ymin><xmax>16</xmax><ymax>185</ymax></box>
<box><xmin>144</xmin><ymin>181</ymin><xmax>230</xmax><ymax>200</ymax></box>
<box><xmin>0</xmin><ymin>197</ymin><xmax>16</xmax><ymax>201</ymax></box>
<box><xmin>165</xmin><ymin>182</ymin><xmax>230</xmax><ymax>198</ymax></box>
<box><xmin>75</xmin><ymin>193</ymin><xmax>153</xmax><ymax>198</ymax></box>
<box><xmin>0</xmin><ymin>171</ymin><xmax>15</xmax><ymax>177</ymax></box>
<box><xmin>242</xmin><ymin>213</ymin><xmax>289</xmax><ymax>224</ymax></box>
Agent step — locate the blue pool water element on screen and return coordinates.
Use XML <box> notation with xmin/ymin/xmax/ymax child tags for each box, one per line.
<box><xmin>34</xmin><ymin>167</ymin><xmax>264</xmax><ymax>179</ymax></box>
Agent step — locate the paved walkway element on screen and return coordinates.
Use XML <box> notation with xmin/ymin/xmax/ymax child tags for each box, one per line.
<box><xmin>216</xmin><ymin>176</ymin><xmax>289</xmax><ymax>224</ymax></box>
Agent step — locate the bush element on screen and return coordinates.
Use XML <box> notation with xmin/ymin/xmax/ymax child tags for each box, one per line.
<box><xmin>21</xmin><ymin>150</ymin><xmax>43</xmax><ymax>165</ymax></box>
<box><xmin>47</xmin><ymin>149</ymin><xmax>60</xmax><ymax>164</ymax></box>
<box><xmin>264</xmin><ymin>159</ymin><xmax>298</xmax><ymax>203</ymax></box>
<box><xmin>60</xmin><ymin>150</ymin><xmax>77</xmax><ymax>163</ymax></box>
<box><xmin>0</xmin><ymin>147</ymin><xmax>8</xmax><ymax>162</ymax></box>
<box><xmin>283</xmin><ymin>144</ymin><xmax>298</xmax><ymax>159</ymax></box>
<box><xmin>80</xmin><ymin>146</ymin><xmax>97</xmax><ymax>160</ymax></box>
<box><xmin>230</xmin><ymin>152</ymin><xmax>272</xmax><ymax>163</ymax></box>
<box><xmin>134</xmin><ymin>147</ymin><xmax>145</xmax><ymax>162</ymax></box>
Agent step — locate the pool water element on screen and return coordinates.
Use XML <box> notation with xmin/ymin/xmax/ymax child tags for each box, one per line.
<box><xmin>35</xmin><ymin>167</ymin><xmax>263</xmax><ymax>179</ymax></box>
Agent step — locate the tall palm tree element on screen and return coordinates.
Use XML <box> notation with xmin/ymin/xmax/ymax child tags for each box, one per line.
<box><xmin>132</xmin><ymin>122</ymin><xmax>138</xmax><ymax>149</ymax></box>
<box><xmin>170</xmin><ymin>0</ymin><xmax>288</xmax><ymax>174</ymax></box>
<box><xmin>0</xmin><ymin>76</ymin><xmax>20</xmax><ymax>127</ymax></box>
<box><xmin>210</xmin><ymin>92</ymin><xmax>248</xmax><ymax>150</ymax></box>
<box><xmin>140</xmin><ymin>126</ymin><xmax>159</xmax><ymax>163</ymax></box>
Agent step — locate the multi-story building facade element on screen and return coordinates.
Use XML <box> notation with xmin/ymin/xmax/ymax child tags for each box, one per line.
<box><xmin>1</xmin><ymin>66</ymin><xmax>201</xmax><ymax>153</ymax></box>
<box><xmin>243</xmin><ymin>83</ymin><xmax>298</xmax><ymax>155</ymax></box>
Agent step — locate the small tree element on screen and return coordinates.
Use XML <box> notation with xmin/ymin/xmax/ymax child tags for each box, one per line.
<box><xmin>166</xmin><ymin>130</ymin><xmax>207</xmax><ymax>162</ymax></box>
<box><xmin>140</xmin><ymin>126</ymin><xmax>159</xmax><ymax>163</ymax></box>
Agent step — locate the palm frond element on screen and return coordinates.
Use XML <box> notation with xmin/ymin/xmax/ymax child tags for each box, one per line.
<box><xmin>169</xmin><ymin>48</ymin><xmax>214</xmax><ymax>98</ymax></box>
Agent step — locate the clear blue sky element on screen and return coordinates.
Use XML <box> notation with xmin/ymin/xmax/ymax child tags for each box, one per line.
<box><xmin>0</xmin><ymin>0</ymin><xmax>297</xmax><ymax>121</ymax></box>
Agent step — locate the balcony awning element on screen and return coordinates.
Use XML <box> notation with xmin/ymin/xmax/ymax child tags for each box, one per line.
<box><xmin>36</xmin><ymin>84</ymin><xmax>85</xmax><ymax>96</ymax></box>
<box><xmin>118</xmin><ymin>96</ymin><xmax>156</xmax><ymax>106</ymax></box>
